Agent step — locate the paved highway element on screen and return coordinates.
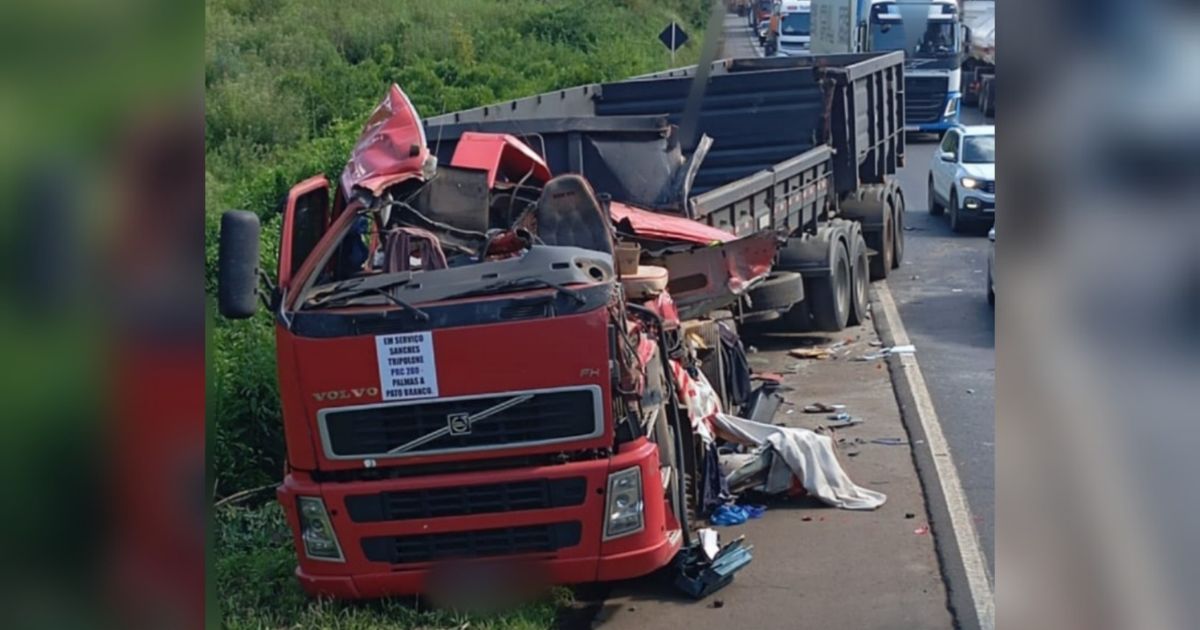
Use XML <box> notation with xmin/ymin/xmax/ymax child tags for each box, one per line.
<box><xmin>890</xmin><ymin>105</ymin><xmax>996</xmax><ymax>576</ymax></box>
<box><xmin>720</xmin><ymin>9</ymin><xmax>996</xmax><ymax>578</ymax></box>
<box><xmin>722</xmin><ymin>11</ymin><xmax>997</xmax><ymax>576</ymax></box>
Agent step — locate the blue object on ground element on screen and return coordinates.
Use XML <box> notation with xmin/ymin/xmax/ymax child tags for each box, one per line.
<box><xmin>710</xmin><ymin>504</ymin><xmax>748</xmax><ymax>526</ymax></box>
<box><xmin>673</xmin><ymin>537</ymin><xmax>755</xmax><ymax>599</ymax></box>
<box><xmin>742</xmin><ymin>504</ymin><xmax>767</xmax><ymax>519</ymax></box>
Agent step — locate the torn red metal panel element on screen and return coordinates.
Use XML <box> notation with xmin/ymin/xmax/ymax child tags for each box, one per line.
<box><xmin>449</xmin><ymin>132</ymin><xmax>552</xmax><ymax>188</ymax></box>
<box><xmin>644</xmin><ymin>231</ymin><xmax>778</xmax><ymax>320</ymax></box>
<box><xmin>610</xmin><ymin>201</ymin><xmax>734</xmax><ymax>245</ymax></box>
<box><xmin>340</xmin><ymin>84</ymin><xmax>430</xmax><ymax>198</ymax></box>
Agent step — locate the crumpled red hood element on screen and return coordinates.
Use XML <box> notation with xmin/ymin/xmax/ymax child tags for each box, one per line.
<box><xmin>609</xmin><ymin>201</ymin><xmax>734</xmax><ymax>245</ymax></box>
<box><xmin>340</xmin><ymin>84</ymin><xmax>430</xmax><ymax>198</ymax></box>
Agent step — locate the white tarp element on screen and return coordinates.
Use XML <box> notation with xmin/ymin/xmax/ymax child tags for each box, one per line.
<box><xmin>711</xmin><ymin>413</ymin><xmax>887</xmax><ymax>510</ymax></box>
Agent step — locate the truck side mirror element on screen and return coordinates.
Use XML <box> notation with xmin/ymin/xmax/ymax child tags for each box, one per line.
<box><xmin>217</xmin><ymin>210</ymin><xmax>262</xmax><ymax>319</ymax></box>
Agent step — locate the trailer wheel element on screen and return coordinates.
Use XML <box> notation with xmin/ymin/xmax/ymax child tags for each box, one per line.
<box><xmin>867</xmin><ymin>208</ymin><xmax>893</xmax><ymax>280</ymax></box>
<box><xmin>848</xmin><ymin>236</ymin><xmax>870</xmax><ymax>325</ymax></box>
<box><xmin>891</xmin><ymin>195</ymin><xmax>905</xmax><ymax>268</ymax></box>
<box><xmin>928</xmin><ymin>177</ymin><xmax>944</xmax><ymax>216</ymax></box>
<box><xmin>745</xmin><ymin>271</ymin><xmax>805</xmax><ymax>312</ymax></box>
<box><xmin>808</xmin><ymin>241</ymin><xmax>851</xmax><ymax>331</ymax></box>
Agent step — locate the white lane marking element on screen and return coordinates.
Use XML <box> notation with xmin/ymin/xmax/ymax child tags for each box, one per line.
<box><xmin>875</xmin><ymin>281</ymin><xmax>995</xmax><ymax>630</ymax></box>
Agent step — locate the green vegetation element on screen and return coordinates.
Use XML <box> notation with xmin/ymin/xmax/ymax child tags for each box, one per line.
<box><xmin>207</xmin><ymin>1</ymin><xmax>706</xmax><ymax>626</ymax></box>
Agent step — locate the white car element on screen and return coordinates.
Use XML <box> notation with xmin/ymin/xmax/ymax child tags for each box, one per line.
<box><xmin>928</xmin><ymin>125</ymin><xmax>995</xmax><ymax>233</ymax></box>
<box><xmin>987</xmin><ymin>226</ymin><xmax>995</xmax><ymax>306</ymax></box>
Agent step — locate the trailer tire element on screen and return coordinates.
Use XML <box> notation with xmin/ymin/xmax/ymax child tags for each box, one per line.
<box><xmin>867</xmin><ymin>208</ymin><xmax>893</xmax><ymax>280</ymax></box>
<box><xmin>928</xmin><ymin>177</ymin><xmax>944</xmax><ymax>216</ymax></box>
<box><xmin>807</xmin><ymin>242</ymin><xmax>851</xmax><ymax>331</ymax></box>
<box><xmin>848</xmin><ymin>236</ymin><xmax>870</xmax><ymax>326</ymax></box>
<box><xmin>745</xmin><ymin>271</ymin><xmax>805</xmax><ymax>312</ymax></box>
<box><xmin>891</xmin><ymin>193</ymin><xmax>905</xmax><ymax>268</ymax></box>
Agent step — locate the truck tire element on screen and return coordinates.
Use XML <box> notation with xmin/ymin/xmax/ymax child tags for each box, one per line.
<box><xmin>891</xmin><ymin>193</ymin><xmax>905</xmax><ymax>268</ymax></box>
<box><xmin>848</xmin><ymin>235</ymin><xmax>870</xmax><ymax>325</ymax></box>
<box><xmin>950</xmin><ymin>190</ymin><xmax>964</xmax><ymax>233</ymax></box>
<box><xmin>807</xmin><ymin>242</ymin><xmax>851</xmax><ymax>331</ymax></box>
<box><xmin>867</xmin><ymin>207</ymin><xmax>893</xmax><ymax>280</ymax></box>
<box><xmin>928</xmin><ymin>177</ymin><xmax>944</xmax><ymax>216</ymax></box>
<box><xmin>745</xmin><ymin>271</ymin><xmax>804</xmax><ymax>312</ymax></box>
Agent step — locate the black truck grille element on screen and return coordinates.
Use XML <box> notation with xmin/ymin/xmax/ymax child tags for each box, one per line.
<box><xmin>905</xmin><ymin>75</ymin><xmax>950</xmax><ymax>124</ymax></box>
<box><xmin>321</xmin><ymin>388</ymin><xmax>599</xmax><ymax>458</ymax></box>
<box><xmin>344</xmin><ymin>477</ymin><xmax>589</xmax><ymax>522</ymax></box>
<box><xmin>361</xmin><ymin>522</ymin><xmax>583</xmax><ymax>564</ymax></box>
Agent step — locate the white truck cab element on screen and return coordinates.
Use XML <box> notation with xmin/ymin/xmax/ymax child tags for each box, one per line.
<box><xmin>775</xmin><ymin>0</ymin><xmax>813</xmax><ymax>57</ymax></box>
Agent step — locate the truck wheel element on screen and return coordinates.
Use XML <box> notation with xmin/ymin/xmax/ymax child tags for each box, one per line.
<box><xmin>808</xmin><ymin>242</ymin><xmax>851</xmax><ymax>331</ymax></box>
<box><xmin>848</xmin><ymin>235</ymin><xmax>870</xmax><ymax>325</ymax></box>
<box><xmin>867</xmin><ymin>209</ymin><xmax>893</xmax><ymax>280</ymax></box>
<box><xmin>891</xmin><ymin>196</ymin><xmax>905</xmax><ymax>268</ymax></box>
<box><xmin>745</xmin><ymin>271</ymin><xmax>804</xmax><ymax>312</ymax></box>
<box><xmin>928</xmin><ymin>177</ymin><xmax>944</xmax><ymax>216</ymax></box>
<box><xmin>950</xmin><ymin>190</ymin><xmax>964</xmax><ymax>233</ymax></box>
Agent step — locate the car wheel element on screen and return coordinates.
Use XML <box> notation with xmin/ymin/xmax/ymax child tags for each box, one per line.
<box><xmin>949</xmin><ymin>190</ymin><xmax>963</xmax><ymax>233</ymax></box>
<box><xmin>928</xmin><ymin>177</ymin><xmax>944</xmax><ymax>216</ymax></box>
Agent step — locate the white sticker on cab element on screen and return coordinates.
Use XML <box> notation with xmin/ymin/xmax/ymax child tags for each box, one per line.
<box><xmin>375</xmin><ymin>332</ymin><xmax>439</xmax><ymax>401</ymax></box>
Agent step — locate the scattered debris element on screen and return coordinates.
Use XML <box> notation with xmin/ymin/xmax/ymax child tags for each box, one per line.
<box><xmin>853</xmin><ymin>344</ymin><xmax>916</xmax><ymax>361</ymax></box>
<box><xmin>966</xmin><ymin>388</ymin><xmax>975</xmax><ymax>394</ymax></box>
<box><xmin>868</xmin><ymin>339</ymin><xmax>884</xmax><ymax>347</ymax></box>
<box><xmin>847</xmin><ymin>451</ymin><xmax>860</xmax><ymax>457</ymax></box>
<box><xmin>699</xmin><ymin>528</ymin><xmax>721</xmax><ymax>561</ymax></box>
<box><xmin>747</xmin><ymin>345</ymin><xmax>758</xmax><ymax>354</ymax></box>
<box><xmin>824</xmin><ymin>412</ymin><xmax>863</xmax><ymax>429</ymax></box>
<box><xmin>951</xmin><ymin>288</ymin><xmax>964</xmax><ymax>293</ymax></box>
<box><xmin>673</xmin><ymin>537</ymin><xmax>754</xmax><ymax>599</ymax></box>
<box><xmin>711</xmin><ymin>599</ymin><xmax>725</xmax><ymax>609</ymax></box>
<box><xmin>709</xmin><ymin>503</ymin><xmax>765</xmax><ymax>526</ymax></box>
<box><xmin>871</xmin><ymin>438</ymin><xmax>907</xmax><ymax>446</ymax></box>
<box><xmin>789</xmin><ymin>347</ymin><xmax>833</xmax><ymax>360</ymax></box>
<box><xmin>913</xmin><ymin>525</ymin><xmax>930</xmax><ymax>535</ymax></box>
<box><xmin>905</xmin><ymin>513</ymin><xmax>916</xmax><ymax>519</ymax></box>
<box><xmin>802</xmin><ymin>516</ymin><xmax>813</xmax><ymax>522</ymax></box>
<box><xmin>803</xmin><ymin>402</ymin><xmax>844</xmax><ymax>414</ymax></box>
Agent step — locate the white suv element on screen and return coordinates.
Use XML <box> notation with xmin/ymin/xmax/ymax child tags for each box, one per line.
<box><xmin>928</xmin><ymin>125</ymin><xmax>995</xmax><ymax>233</ymax></box>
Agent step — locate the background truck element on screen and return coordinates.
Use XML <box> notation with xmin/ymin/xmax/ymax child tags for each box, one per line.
<box><xmin>812</xmin><ymin>0</ymin><xmax>966</xmax><ymax>134</ymax></box>
<box><xmin>773</xmin><ymin>0</ymin><xmax>814</xmax><ymax>57</ymax></box>
<box><xmin>960</xmin><ymin>0</ymin><xmax>995</xmax><ymax>116</ymax></box>
<box><xmin>215</xmin><ymin>50</ymin><xmax>906</xmax><ymax>599</ymax></box>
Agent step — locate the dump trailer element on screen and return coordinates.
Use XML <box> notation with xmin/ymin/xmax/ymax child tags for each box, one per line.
<box><xmin>214</xmin><ymin>51</ymin><xmax>906</xmax><ymax>601</ymax></box>
<box><xmin>425</xmin><ymin>51</ymin><xmax>908</xmax><ymax>332</ymax></box>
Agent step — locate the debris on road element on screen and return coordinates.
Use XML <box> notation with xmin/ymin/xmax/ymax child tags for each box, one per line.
<box><xmin>803</xmin><ymin>402</ymin><xmax>844</xmax><ymax>413</ymax></box>
<box><xmin>913</xmin><ymin>525</ymin><xmax>930</xmax><ymax>535</ymax></box>
<box><xmin>871</xmin><ymin>438</ymin><xmax>908</xmax><ymax>446</ymax></box>
<box><xmin>853</xmin><ymin>344</ymin><xmax>916</xmax><ymax>361</ymax></box>
<box><xmin>673</xmin><ymin>536</ymin><xmax>754</xmax><ymax>599</ymax></box>
<box><xmin>789</xmin><ymin>347</ymin><xmax>833</xmax><ymax>360</ymax></box>
<box><xmin>824</xmin><ymin>412</ymin><xmax>864</xmax><ymax>429</ymax></box>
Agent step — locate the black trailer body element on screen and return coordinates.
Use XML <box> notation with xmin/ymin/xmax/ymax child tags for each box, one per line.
<box><xmin>424</xmin><ymin>51</ymin><xmax>909</xmax><ymax>330</ymax></box>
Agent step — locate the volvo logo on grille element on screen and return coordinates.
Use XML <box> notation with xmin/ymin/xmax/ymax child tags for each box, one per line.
<box><xmin>447</xmin><ymin>412</ymin><xmax>472</xmax><ymax>435</ymax></box>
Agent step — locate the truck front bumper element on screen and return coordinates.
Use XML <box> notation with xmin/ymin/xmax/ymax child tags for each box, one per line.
<box><xmin>905</xmin><ymin>94</ymin><xmax>960</xmax><ymax>133</ymax></box>
<box><xmin>278</xmin><ymin>438</ymin><xmax>682</xmax><ymax>599</ymax></box>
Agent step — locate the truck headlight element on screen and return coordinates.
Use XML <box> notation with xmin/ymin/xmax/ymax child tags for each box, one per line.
<box><xmin>298</xmin><ymin>496</ymin><xmax>344</xmax><ymax>561</ymax></box>
<box><xmin>944</xmin><ymin>95</ymin><xmax>959</xmax><ymax>117</ymax></box>
<box><xmin>603</xmin><ymin>466</ymin><xmax>644</xmax><ymax>539</ymax></box>
<box><xmin>960</xmin><ymin>177</ymin><xmax>979</xmax><ymax>189</ymax></box>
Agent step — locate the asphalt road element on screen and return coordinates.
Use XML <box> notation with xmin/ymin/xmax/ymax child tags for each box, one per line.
<box><xmin>721</xmin><ymin>8</ymin><xmax>997</xmax><ymax>580</ymax></box>
<box><xmin>889</xmin><ymin>106</ymin><xmax>996</xmax><ymax>577</ymax></box>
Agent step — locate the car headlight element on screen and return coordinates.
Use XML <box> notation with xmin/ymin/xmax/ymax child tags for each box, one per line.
<box><xmin>960</xmin><ymin>177</ymin><xmax>979</xmax><ymax>189</ymax></box>
<box><xmin>604</xmin><ymin>466</ymin><xmax>644</xmax><ymax>539</ymax></box>
<box><xmin>298</xmin><ymin>496</ymin><xmax>344</xmax><ymax>561</ymax></box>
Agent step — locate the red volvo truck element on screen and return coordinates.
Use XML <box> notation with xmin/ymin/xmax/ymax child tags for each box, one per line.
<box><xmin>216</xmin><ymin>51</ymin><xmax>904</xmax><ymax>598</ymax></box>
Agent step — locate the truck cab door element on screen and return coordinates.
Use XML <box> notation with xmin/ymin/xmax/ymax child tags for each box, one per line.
<box><xmin>278</xmin><ymin>175</ymin><xmax>331</xmax><ymax>290</ymax></box>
